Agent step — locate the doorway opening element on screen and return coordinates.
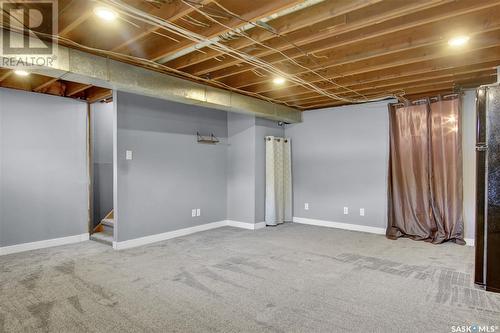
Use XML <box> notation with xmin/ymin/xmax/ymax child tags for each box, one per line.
<box><xmin>89</xmin><ymin>99</ymin><xmax>115</xmax><ymax>246</ymax></box>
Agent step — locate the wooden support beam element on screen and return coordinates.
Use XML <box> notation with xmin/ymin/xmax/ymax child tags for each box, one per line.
<box><xmin>200</xmin><ymin>0</ymin><xmax>497</xmax><ymax>81</ymax></box>
<box><xmin>288</xmin><ymin>67</ymin><xmax>495</xmax><ymax>104</ymax></box>
<box><xmin>112</xmin><ymin>0</ymin><xmax>214</xmax><ymax>53</ymax></box>
<box><xmin>33</xmin><ymin>77</ymin><xmax>59</xmax><ymax>92</ymax></box>
<box><xmin>86</xmin><ymin>87</ymin><xmax>113</xmax><ymax>103</ymax></box>
<box><xmin>147</xmin><ymin>0</ymin><xmax>305</xmax><ymax>61</ymax></box>
<box><xmin>58</xmin><ymin>0</ymin><xmax>93</xmax><ymax>37</ymax></box>
<box><xmin>0</xmin><ymin>70</ymin><xmax>13</xmax><ymax>82</ymax></box>
<box><xmin>183</xmin><ymin>0</ymin><xmax>478</xmax><ymax>78</ymax></box>
<box><xmin>219</xmin><ymin>6</ymin><xmax>500</xmax><ymax>90</ymax></box>
<box><xmin>298</xmin><ymin>74</ymin><xmax>496</xmax><ymax>109</ymax></box>
<box><xmin>66</xmin><ymin>82</ymin><xmax>93</xmax><ymax>97</ymax></box>
<box><xmin>234</xmin><ymin>36</ymin><xmax>500</xmax><ymax>104</ymax></box>
<box><xmin>273</xmin><ymin>57</ymin><xmax>500</xmax><ymax>103</ymax></box>
<box><xmin>264</xmin><ymin>48</ymin><xmax>500</xmax><ymax>101</ymax></box>
<box><xmin>48</xmin><ymin>0</ymin><xmax>500</xmax><ymax>110</ymax></box>
<box><xmin>165</xmin><ymin>0</ymin><xmax>385</xmax><ymax>70</ymax></box>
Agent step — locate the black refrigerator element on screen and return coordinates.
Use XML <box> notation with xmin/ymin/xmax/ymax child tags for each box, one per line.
<box><xmin>475</xmin><ymin>84</ymin><xmax>500</xmax><ymax>293</ymax></box>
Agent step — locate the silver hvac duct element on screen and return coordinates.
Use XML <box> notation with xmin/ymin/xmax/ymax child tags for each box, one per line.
<box><xmin>1</xmin><ymin>30</ymin><xmax>302</xmax><ymax>123</ymax></box>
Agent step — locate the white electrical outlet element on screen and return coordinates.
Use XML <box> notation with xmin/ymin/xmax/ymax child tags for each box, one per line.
<box><xmin>344</xmin><ymin>207</ymin><xmax>349</xmax><ymax>215</ymax></box>
<box><xmin>125</xmin><ymin>150</ymin><xmax>133</xmax><ymax>160</ymax></box>
<box><xmin>191</xmin><ymin>209</ymin><xmax>196</xmax><ymax>217</ymax></box>
<box><xmin>360</xmin><ymin>208</ymin><xmax>365</xmax><ymax>216</ymax></box>
<box><xmin>304</xmin><ymin>203</ymin><xmax>309</xmax><ymax>210</ymax></box>
<box><xmin>196</xmin><ymin>208</ymin><xmax>201</xmax><ymax>217</ymax></box>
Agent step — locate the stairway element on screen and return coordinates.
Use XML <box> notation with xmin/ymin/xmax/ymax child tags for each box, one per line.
<box><xmin>91</xmin><ymin>210</ymin><xmax>114</xmax><ymax>246</ymax></box>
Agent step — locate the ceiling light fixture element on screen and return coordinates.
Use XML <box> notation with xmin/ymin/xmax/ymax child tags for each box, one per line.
<box><xmin>14</xmin><ymin>70</ymin><xmax>29</xmax><ymax>76</ymax></box>
<box><xmin>94</xmin><ymin>6</ymin><xmax>118</xmax><ymax>21</ymax></box>
<box><xmin>273</xmin><ymin>77</ymin><xmax>286</xmax><ymax>85</ymax></box>
<box><xmin>448</xmin><ymin>35</ymin><xmax>470</xmax><ymax>47</ymax></box>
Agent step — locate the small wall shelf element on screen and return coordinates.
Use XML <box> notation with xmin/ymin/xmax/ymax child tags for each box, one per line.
<box><xmin>197</xmin><ymin>132</ymin><xmax>220</xmax><ymax>144</ymax></box>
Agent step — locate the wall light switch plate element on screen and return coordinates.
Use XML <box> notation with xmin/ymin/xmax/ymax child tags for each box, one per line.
<box><xmin>304</xmin><ymin>203</ymin><xmax>309</xmax><ymax>210</ymax></box>
<box><xmin>360</xmin><ymin>208</ymin><xmax>365</xmax><ymax>216</ymax></box>
<box><xmin>344</xmin><ymin>207</ymin><xmax>349</xmax><ymax>215</ymax></box>
<box><xmin>196</xmin><ymin>209</ymin><xmax>201</xmax><ymax>217</ymax></box>
<box><xmin>126</xmin><ymin>150</ymin><xmax>133</xmax><ymax>160</ymax></box>
<box><xmin>191</xmin><ymin>209</ymin><xmax>196</xmax><ymax>217</ymax></box>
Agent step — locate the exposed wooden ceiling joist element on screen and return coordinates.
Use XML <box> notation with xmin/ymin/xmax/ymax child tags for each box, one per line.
<box><xmin>4</xmin><ymin>0</ymin><xmax>500</xmax><ymax>110</ymax></box>
<box><xmin>112</xmin><ymin>0</ymin><xmax>215</xmax><ymax>53</ymax></box>
<box><xmin>66</xmin><ymin>82</ymin><xmax>93</xmax><ymax>97</ymax></box>
<box><xmin>0</xmin><ymin>70</ymin><xmax>109</xmax><ymax>103</ymax></box>
<box><xmin>300</xmin><ymin>75</ymin><xmax>496</xmax><ymax>109</ymax></box>
<box><xmin>221</xmin><ymin>6</ymin><xmax>500</xmax><ymax>90</ymax></box>
<box><xmin>283</xmin><ymin>62</ymin><xmax>500</xmax><ymax>104</ymax></box>
<box><xmin>177</xmin><ymin>0</ymin><xmax>458</xmax><ymax>77</ymax></box>
<box><xmin>86</xmin><ymin>86</ymin><xmax>113</xmax><ymax>103</ymax></box>
<box><xmin>165</xmin><ymin>0</ymin><xmax>384</xmax><ymax>71</ymax></box>
<box><xmin>148</xmin><ymin>0</ymin><xmax>306</xmax><ymax>61</ymax></box>
<box><xmin>264</xmin><ymin>46</ymin><xmax>500</xmax><ymax>101</ymax></box>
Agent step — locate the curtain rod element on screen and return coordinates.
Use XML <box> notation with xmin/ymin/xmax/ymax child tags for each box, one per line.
<box><xmin>265</xmin><ymin>137</ymin><xmax>289</xmax><ymax>143</ymax></box>
<box><xmin>392</xmin><ymin>92</ymin><xmax>461</xmax><ymax>108</ymax></box>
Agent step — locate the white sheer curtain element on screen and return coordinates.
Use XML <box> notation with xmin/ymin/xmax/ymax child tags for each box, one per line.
<box><xmin>265</xmin><ymin>136</ymin><xmax>292</xmax><ymax>226</ymax></box>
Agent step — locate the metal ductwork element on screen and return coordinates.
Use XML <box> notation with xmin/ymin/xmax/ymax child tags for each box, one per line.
<box><xmin>2</xmin><ymin>31</ymin><xmax>302</xmax><ymax>123</ymax></box>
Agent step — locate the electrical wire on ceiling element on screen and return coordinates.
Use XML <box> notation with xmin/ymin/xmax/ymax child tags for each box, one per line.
<box><xmin>181</xmin><ymin>0</ymin><xmax>380</xmax><ymax>99</ymax></box>
<box><xmin>0</xmin><ymin>0</ymin><xmax>402</xmax><ymax>107</ymax></box>
<box><xmin>193</xmin><ymin>0</ymin><xmax>407</xmax><ymax>104</ymax></box>
<box><xmin>179</xmin><ymin>0</ymin><xmax>370</xmax><ymax>101</ymax></box>
<box><xmin>0</xmin><ymin>4</ymin><xmax>299</xmax><ymax>106</ymax></box>
<box><xmin>98</xmin><ymin>0</ymin><xmax>377</xmax><ymax>104</ymax></box>
<box><xmin>159</xmin><ymin>0</ymin><xmax>400</xmax><ymax>103</ymax></box>
<box><xmin>0</xmin><ymin>27</ymin><xmax>304</xmax><ymax>108</ymax></box>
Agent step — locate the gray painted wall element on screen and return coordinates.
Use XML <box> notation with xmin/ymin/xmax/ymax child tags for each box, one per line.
<box><xmin>285</xmin><ymin>100</ymin><xmax>392</xmax><ymax>230</ymax></box>
<box><xmin>226</xmin><ymin>113</ymin><xmax>256</xmax><ymax>223</ymax></box>
<box><xmin>287</xmin><ymin>96</ymin><xmax>477</xmax><ymax>240</ymax></box>
<box><xmin>91</xmin><ymin>102</ymin><xmax>114</xmax><ymax>227</ymax></box>
<box><xmin>226</xmin><ymin>114</ymin><xmax>284</xmax><ymax>224</ymax></box>
<box><xmin>116</xmin><ymin>91</ymin><xmax>228</xmax><ymax>242</ymax></box>
<box><xmin>0</xmin><ymin>88</ymin><xmax>88</xmax><ymax>247</ymax></box>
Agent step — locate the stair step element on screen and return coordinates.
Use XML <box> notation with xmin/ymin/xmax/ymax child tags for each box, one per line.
<box><xmin>90</xmin><ymin>229</ymin><xmax>113</xmax><ymax>246</ymax></box>
<box><xmin>101</xmin><ymin>218</ymin><xmax>114</xmax><ymax>227</ymax></box>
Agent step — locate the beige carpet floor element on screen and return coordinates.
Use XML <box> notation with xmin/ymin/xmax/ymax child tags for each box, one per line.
<box><xmin>1</xmin><ymin>223</ymin><xmax>499</xmax><ymax>332</ymax></box>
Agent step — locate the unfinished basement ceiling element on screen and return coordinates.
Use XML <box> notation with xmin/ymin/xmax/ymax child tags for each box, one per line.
<box><xmin>8</xmin><ymin>0</ymin><xmax>500</xmax><ymax>109</ymax></box>
<box><xmin>0</xmin><ymin>68</ymin><xmax>112</xmax><ymax>103</ymax></box>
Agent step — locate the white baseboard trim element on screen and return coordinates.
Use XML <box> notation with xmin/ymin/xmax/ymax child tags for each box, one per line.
<box><xmin>0</xmin><ymin>233</ymin><xmax>90</xmax><ymax>256</ymax></box>
<box><xmin>114</xmin><ymin>220</ymin><xmax>268</xmax><ymax>250</ymax></box>
<box><xmin>255</xmin><ymin>222</ymin><xmax>267</xmax><ymax>230</ymax></box>
<box><xmin>464</xmin><ymin>238</ymin><xmax>475</xmax><ymax>247</ymax></box>
<box><xmin>113</xmin><ymin>221</ymin><xmax>227</xmax><ymax>250</ymax></box>
<box><xmin>293</xmin><ymin>217</ymin><xmax>386</xmax><ymax>235</ymax></box>
<box><xmin>226</xmin><ymin>220</ymin><xmax>266</xmax><ymax>230</ymax></box>
<box><xmin>294</xmin><ymin>217</ymin><xmax>476</xmax><ymax>246</ymax></box>
<box><xmin>1</xmin><ymin>220</ymin><xmax>269</xmax><ymax>254</ymax></box>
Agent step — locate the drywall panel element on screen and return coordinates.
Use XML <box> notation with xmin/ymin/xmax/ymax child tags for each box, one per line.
<box><xmin>286</xmin><ymin>100</ymin><xmax>391</xmax><ymax>230</ymax></box>
<box><xmin>116</xmin><ymin>91</ymin><xmax>227</xmax><ymax>242</ymax></box>
<box><xmin>288</xmin><ymin>95</ymin><xmax>477</xmax><ymax>241</ymax></box>
<box><xmin>226</xmin><ymin>113</ymin><xmax>256</xmax><ymax>223</ymax></box>
<box><xmin>0</xmin><ymin>88</ymin><xmax>88</xmax><ymax>247</ymax></box>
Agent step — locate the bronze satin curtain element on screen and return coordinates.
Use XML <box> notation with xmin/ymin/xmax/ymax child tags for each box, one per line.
<box><xmin>387</xmin><ymin>97</ymin><xmax>465</xmax><ymax>244</ymax></box>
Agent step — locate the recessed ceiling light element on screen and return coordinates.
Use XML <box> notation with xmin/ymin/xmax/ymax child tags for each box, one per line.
<box><xmin>14</xmin><ymin>70</ymin><xmax>29</xmax><ymax>76</ymax></box>
<box><xmin>94</xmin><ymin>6</ymin><xmax>118</xmax><ymax>21</ymax></box>
<box><xmin>273</xmin><ymin>77</ymin><xmax>285</xmax><ymax>85</ymax></box>
<box><xmin>448</xmin><ymin>35</ymin><xmax>470</xmax><ymax>47</ymax></box>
